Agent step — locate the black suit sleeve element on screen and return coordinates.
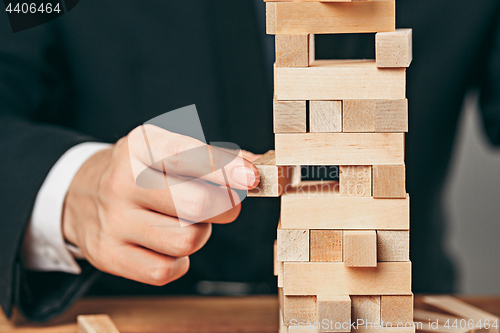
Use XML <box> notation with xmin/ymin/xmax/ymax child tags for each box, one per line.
<box><xmin>479</xmin><ymin>9</ymin><xmax>500</xmax><ymax>146</ymax></box>
<box><xmin>0</xmin><ymin>17</ymin><xmax>99</xmax><ymax>320</ymax></box>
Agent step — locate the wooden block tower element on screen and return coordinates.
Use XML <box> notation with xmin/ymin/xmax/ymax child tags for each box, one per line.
<box><xmin>249</xmin><ymin>1</ymin><xmax>413</xmax><ymax>332</ymax></box>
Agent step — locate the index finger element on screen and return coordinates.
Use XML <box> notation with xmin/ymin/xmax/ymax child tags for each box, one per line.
<box><xmin>128</xmin><ymin>125</ymin><xmax>260</xmax><ymax>190</ymax></box>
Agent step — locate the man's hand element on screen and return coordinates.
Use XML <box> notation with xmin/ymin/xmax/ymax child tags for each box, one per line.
<box><xmin>62</xmin><ymin>125</ymin><xmax>259</xmax><ymax>286</ymax></box>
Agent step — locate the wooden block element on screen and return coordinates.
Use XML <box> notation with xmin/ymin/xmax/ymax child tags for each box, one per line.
<box><xmin>343</xmin><ymin>231</ymin><xmax>377</xmax><ymax>267</ymax></box>
<box><xmin>266</xmin><ymin>3</ymin><xmax>276</xmax><ymax>35</ymax></box>
<box><xmin>309</xmin><ymin>34</ymin><xmax>315</xmax><ymax>66</ymax></box>
<box><xmin>356</xmin><ymin>327</ymin><xmax>415</xmax><ymax>333</ymax></box>
<box><xmin>281</xmin><ymin>189</ymin><xmax>410</xmax><ymax>230</ymax></box>
<box><xmin>372</xmin><ymin>165</ymin><xmax>406</xmax><ymax>198</ymax></box>
<box><xmin>283</xmin><ymin>262</ymin><xmax>412</xmax><ymax>296</ymax></box>
<box><xmin>343</xmin><ymin>99</ymin><xmax>408</xmax><ymax>133</ymax></box>
<box><xmin>381</xmin><ymin>295</ymin><xmax>414</xmax><ymax>324</ymax></box>
<box><xmin>282</xmin><ymin>292</ymin><xmax>318</xmax><ymax>326</ymax></box>
<box><xmin>266</xmin><ymin>2</ymin><xmax>395</xmax><ymax>35</ymax></box>
<box><xmin>309</xmin><ymin>101</ymin><xmax>342</xmax><ymax>133</ymax></box>
<box><xmin>339</xmin><ymin>166</ymin><xmax>372</xmax><ymax>197</ymax></box>
<box><xmin>274</xmin><ymin>99</ymin><xmax>307</xmax><ymax>133</ymax></box>
<box><xmin>310</xmin><ymin>230</ymin><xmax>342</xmax><ymax>262</ymax></box>
<box><xmin>377</xmin><ymin>231</ymin><xmax>409</xmax><ymax>262</ymax></box>
<box><xmin>317</xmin><ymin>295</ymin><xmax>351</xmax><ymax>332</ymax></box>
<box><xmin>276</xmin><ymin>35</ymin><xmax>310</xmax><ymax>68</ymax></box>
<box><xmin>422</xmin><ymin>296</ymin><xmax>500</xmax><ymax>333</ymax></box>
<box><xmin>413</xmin><ymin>309</ymin><xmax>461</xmax><ymax>323</ymax></box>
<box><xmin>277</xmin><ymin>228</ymin><xmax>309</xmax><ymax>261</ymax></box>
<box><xmin>275</xmin><ymin>60</ymin><xmax>406</xmax><ymax>101</ymax></box>
<box><xmin>248</xmin><ymin>151</ymin><xmax>297</xmax><ymax>197</ymax></box>
<box><xmin>376</xmin><ymin>29</ymin><xmax>413</xmax><ymax>68</ymax></box>
<box><xmin>78</xmin><ymin>315</ymin><xmax>120</xmax><ymax>333</ymax></box>
<box><xmin>274</xmin><ymin>240</ymin><xmax>278</xmax><ymax>276</ymax></box>
<box><xmin>278</xmin><ymin>261</ymin><xmax>284</xmax><ymax>288</ymax></box>
<box><xmin>351</xmin><ymin>296</ymin><xmax>381</xmax><ymax>325</ymax></box>
<box><xmin>375</xmin><ymin>99</ymin><xmax>408</xmax><ymax>132</ymax></box>
<box><xmin>343</xmin><ymin>100</ymin><xmax>375</xmax><ymax>133</ymax></box>
<box><xmin>275</xmin><ymin>133</ymin><xmax>404</xmax><ymax>165</ymax></box>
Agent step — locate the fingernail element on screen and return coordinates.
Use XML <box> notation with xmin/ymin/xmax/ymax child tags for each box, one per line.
<box><xmin>232</xmin><ymin>167</ymin><xmax>256</xmax><ymax>187</ymax></box>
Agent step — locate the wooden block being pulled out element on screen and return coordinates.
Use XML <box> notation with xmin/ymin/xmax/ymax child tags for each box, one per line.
<box><xmin>310</xmin><ymin>230</ymin><xmax>342</xmax><ymax>262</ymax></box>
<box><xmin>343</xmin><ymin>99</ymin><xmax>408</xmax><ymax>133</ymax></box>
<box><xmin>339</xmin><ymin>166</ymin><xmax>372</xmax><ymax>197</ymax></box>
<box><xmin>275</xmin><ymin>133</ymin><xmax>404</xmax><ymax>165</ymax></box>
<box><xmin>283</xmin><ymin>262</ymin><xmax>412</xmax><ymax>296</ymax></box>
<box><xmin>373</xmin><ymin>165</ymin><xmax>406</xmax><ymax>198</ymax></box>
<box><xmin>376</xmin><ymin>29</ymin><xmax>413</xmax><ymax>68</ymax></box>
<box><xmin>343</xmin><ymin>231</ymin><xmax>377</xmax><ymax>267</ymax></box>
<box><xmin>248</xmin><ymin>151</ymin><xmax>298</xmax><ymax>197</ymax></box>
<box><xmin>317</xmin><ymin>295</ymin><xmax>351</xmax><ymax>333</ymax></box>
<box><xmin>381</xmin><ymin>295</ymin><xmax>414</xmax><ymax>325</ymax></box>
<box><xmin>275</xmin><ymin>60</ymin><xmax>405</xmax><ymax>101</ymax></box>
<box><xmin>78</xmin><ymin>315</ymin><xmax>120</xmax><ymax>333</ymax></box>
<box><xmin>276</xmin><ymin>35</ymin><xmax>310</xmax><ymax>68</ymax></box>
<box><xmin>266</xmin><ymin>2</ymin><xmax>395</xmax><ymax>35</ymax></box>
<box><xmin>309</xmin><ymin>101</ymin><xmax>342</xmax><ymax>133</ymax></box>
<box><xmin>274</xmin><ymin>99</ymin><xmax>307</xmax><ymax>133</ymax></box>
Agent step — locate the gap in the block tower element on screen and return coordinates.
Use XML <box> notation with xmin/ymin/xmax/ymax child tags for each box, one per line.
<box><xmin>301</xmin><ymin>165</ymin><xmax>339</xmax><ymax>182</ymax></box>
<box><xmin>315</xmin><ymin>33</ymin><xmax>375</xmax><ymax>61</ymax></box>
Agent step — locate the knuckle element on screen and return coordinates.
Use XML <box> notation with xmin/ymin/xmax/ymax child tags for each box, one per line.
<box><xmin>149</xmin><ymin>263</ymin><xmax>175</xmax><ymax>286</ymax></box>
<box><xmin>164</xmin><ymin>137</ymin><xmax>186</xmax><ymax>170</ymax></box>
<box><xmin>100</xmin><ymin>171</ymin><xmax>126</xmax><ymax>198</ymax></box>
<box><xmin>172</xmin><ymin>228</ymin><xmax>199</xmax><ymax>257</ymax></box>
<box><xmin>183</xmin><ymin>187</ymin><xmax>214</xmax><ymax>220</ymax></box>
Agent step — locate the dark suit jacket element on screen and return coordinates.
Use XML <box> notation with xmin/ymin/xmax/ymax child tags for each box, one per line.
<box><xmin>0</xmin><ymin>0</ymin><xmax>499</xmax><ymax>322</ymax></box>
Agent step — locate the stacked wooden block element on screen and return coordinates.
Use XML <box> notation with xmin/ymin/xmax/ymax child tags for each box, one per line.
<box><xmin>250</xmin><ymin>1</ymin><xmax>413</xmax><ymax>332</ymax></box>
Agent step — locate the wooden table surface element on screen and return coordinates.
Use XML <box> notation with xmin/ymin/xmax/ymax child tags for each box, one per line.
<box><xmin>1</xmin><ymin>295</ymin><xmax>500</xmax><ymax>333</ymax></box>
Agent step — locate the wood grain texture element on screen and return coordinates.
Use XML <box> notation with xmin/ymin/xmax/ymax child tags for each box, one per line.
<box><xmin>372</xmin><ymin>165</ymin><xmax>406</xmax><ymax>198</ymax></box>
<box><xmin>3</xmin><ymin>296</ymin><xmax>500</xmax><ymax>333</ymax></box>
<box><xmin>351</xmin><ymin>296</ymin><xmax>381</xmax><ymax>324</ymax></box>
<box><xmin>281</xmin><ymin>291</ymin><xmax>317</xmax><ymax>326</ymax></box>
<box><xmin>276</xmin><ymin>35</ymin><xmax>309</xmax><ymax>67</ymax></box>
<box><xmin>283</xmin><ymin>262</ymin><xmax>412</xmax><ymax>296</ymax></box>
<box><xmin>339</xmin><ymin>166</ymin><xmax>372</xmax><ymax>197</ymax></box>
<box><xmin>377</xmin><ymin>231</ymin><xmax>409</xmax><ymax>262</ymax></box>
<box><xmin>422</xmin><ymin>296</ymin><xmax>500</xmax><ymax>333</ymax></box>
<box><xmin>343</xmin><ymin>100</ymin><xmax>375</xmax><ymax>133</ymax></box>
<box><xmin>343</xmin><ymin>231</ymin><xmax>378</xmax><ymax>267</ymax></box>
<box><xmin>273</xmin><ymin>99</ymin><xmax>307</xmax><ymax>133</ymax></box>
<box><xmin>381</xmin><ymin>295</ymin><xmax>414</xmax><ymax>324</ymax></box>
<box><xmin>281</xmin><ymin>192</ymin><xmax>410</xmax><ymax>230</ymax></box>
<box><xmin>275</xmin><ymin>60</ymin><xmax>406</xmax><ymax>101</ymax></box>
<box><xmin>343</xmin><ymin>99</ymin><xmax>408</xmax><ymax>133</ymax></box>
<box><xmin>248</xmin><ymin>151</ymin><xmax>297</xmax><ymax>197</ymax></box>
<box><xmin>277</xmin><ymin>228</ymin><xmax>309</xmax><ymax>262</ymax></box>
<box><xmin>309</xmin><ymin>101</ymin><xmax>342</xmax><ymax>133</ymax></box>
<box><xmin>275</xmin><ymin>133</ymin><xmax>404</xmax><ymax>165</ymax></box>
<box><xmin>310</xmin><ymin>230</ymin><xmax>342</xmax><ymax>262</ymax></box>
<box><xmin>317</xmin><ymin>295</ymin><xmax>351</xmax><ymax>332</ymax></box>
<box><xmin>267</xmin><ymin>2</ymin><xmax>395</xmax><ymax>35</ymax></box>
<box><xmin>376</xmin><ymin>29</ymin><xmax>413</xmax><ymax>68</ymax></box>
<box><xmin>77</xmin><ymin>315</ymin><xmax>120</xmax><ymax>333</ymax></box>
<box><xmin>375</xmin><ymin>99</ymin><xmax>408</xmax><ymax>132</ymax></box>
<box><xmin>266</xmin><ymin>3</ymin><xmax>276</xmax><ymax>34</ymax></box>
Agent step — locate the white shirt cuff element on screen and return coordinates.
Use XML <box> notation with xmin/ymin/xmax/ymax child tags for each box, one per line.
<box><xmin>21</xmin><ymin>142</ymin><xmax>111</xmax><ymax>274</ymax></box>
